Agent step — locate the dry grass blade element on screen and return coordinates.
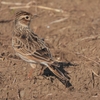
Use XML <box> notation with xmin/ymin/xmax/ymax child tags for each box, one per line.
<box><xmin>76</xmin><ymin>53</ymin><xmax>100</xmax><ymax>65</ymax></box>
<box><xmin>49</xmin><ymin>17</ymin><xmax>69</xmax><ymax>25</ymax></box>
<box><xmin>1</xmin><ymin>1</ymin><xmax>24</xmax><ymax>5</ymax></box>
<box><xmin>10</xmin><ymin>5</ymin><xmax>64</xmax><ymax>13</ymax></box>
<box><xmin>1</xmin><ymin>1</ymin><xmax>36</xmax><ymax>6</ymax></box>
<box><xmin>77</xmin><ymin>35</ymin><xmax>100</xmax><ymax>41</ymax></box>
<box><xmin>92</xmin><ymin>69</ymin><xmax>100</xmax><ymax>77</ymax></box>
<box><xmin>10</xmin><ymin>6</ymin><xmax>30</xmax><ymax>9</ymax></box>
<box><xmin>1</xmin><ymin>1</ymin><xmax>65</xmax><ymax>13</ymax></box>
<box><xmin>35</xmin><ymin>5</ymin><xmax>64</xmax><ymax>12</ymax></box>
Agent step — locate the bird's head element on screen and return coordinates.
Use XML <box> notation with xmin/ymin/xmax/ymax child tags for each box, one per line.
<box><xmin>15</xmin><ymin>11</ymin><xmax>33</xmax><ymax>27</ymax></box>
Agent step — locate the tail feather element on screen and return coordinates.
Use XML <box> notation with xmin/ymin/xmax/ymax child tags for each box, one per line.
<box><xmin>47</xmin><ymin>61</ymin><xmax>71</xmax><ymax>87</ymax></box>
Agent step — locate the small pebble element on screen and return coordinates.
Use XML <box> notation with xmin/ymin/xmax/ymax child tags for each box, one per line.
<box><xmin>47</xmin><ymin>25</ymin><xmax>50</xmax><ymax>28</ymax></box>
<box><xmin>19</xmin><ymin>90</ymin><xmax>25</xmax><ymax>98</ymax></box>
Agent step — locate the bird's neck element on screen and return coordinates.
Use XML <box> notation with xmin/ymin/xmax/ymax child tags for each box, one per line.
<box><xmin>15</xmin><ymin>21</ymin><xmax>29</xmax><ymax>28</ymax></box>
<box><xmin>13</xmin><ymin>22</ymin><xmax>30</xmax><ymax>37</ymax></box>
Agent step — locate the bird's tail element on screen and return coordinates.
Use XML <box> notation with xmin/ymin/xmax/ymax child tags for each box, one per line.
<box><xmin>48</xmin><ymin>61</ymin><xmax>72</xmax><ymax>87</ymax></box>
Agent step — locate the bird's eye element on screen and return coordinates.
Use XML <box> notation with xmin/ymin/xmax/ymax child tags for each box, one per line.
<box><xmin>25</xmin><ymin>16</ymin><xmax>30</xmax><ymax>20</ymax></box>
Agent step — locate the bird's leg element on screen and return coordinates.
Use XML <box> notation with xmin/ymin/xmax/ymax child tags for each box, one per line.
<box><xmin>27</xmin><ymin>63</ymin><xmax>36</xmax><ymax>79</ymax></box>
<box><xmin>38</xmin><ymin>65</ymin><xmax>46</xmax><ymax>76</ymax></box>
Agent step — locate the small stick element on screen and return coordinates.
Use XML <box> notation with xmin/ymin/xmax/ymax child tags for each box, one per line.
<box><xmin>10</xmin><ymin>6</ymin><xmax>30</xmax><ymax>9</ymax></box>
<box><xmin>1</xmin><ymin>1</ymin><xmax>24</xmax><ymax>5</ymax></box>
<box><xmin>34</xmin><ymin>5</ymin><xmax>64</xmax><ymax>13</ymax></box>
<box><xmin>49</xmin><ymin>17</ymin><xmax>69</xmax><ymax>25</ymax></box>
<box><xmin>10</xmin><ymin>5</ymin><xmax>64</xmax><ymax>13</ymax></box>
<box><xmin>92</xmin><ymin>69</ymin><xmax>100</xmax><ymax>77</ymax></box>
<box><xmin>1</xmin><ymin>1</ymin><xmax>36</xmax><ymax>6</ymax></box>
<box><xmin>13</xmin><ymin>78</ymin><xmax>16</xmax><ymax>84</ymax></box>
<box><xmin>1</xmin><ymin>1</ymin><xmax>65</xmax><ymax>13</ymax></box>
<box><xmin>77</xmin><ymin>35</ymin><xmax>100</xmax><ymax>41</ymax></box>
<box><xmin>76</xmin><ymin>53</ymin><xmax>100</xmax><ymax>66</ymax></box>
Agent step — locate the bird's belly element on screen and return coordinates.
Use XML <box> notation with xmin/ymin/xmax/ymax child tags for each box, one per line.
<box><xmin>17</xmin><ymin>53</ymin><xmax>36</xmax><ymax>63</ymax></box>
<box><xmin>16</xmin><ymin>53</ymin><xmax>49</xmax><ymax>66</ymax></box>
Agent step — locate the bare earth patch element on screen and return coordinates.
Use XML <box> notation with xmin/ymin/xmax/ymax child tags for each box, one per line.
<box><xmin>0</xmin><ymin>0</ymin><xmax>100</xmax><ymax>100</ymax></box>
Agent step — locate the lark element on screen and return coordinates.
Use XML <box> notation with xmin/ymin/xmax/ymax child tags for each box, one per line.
<box><xmin>12</xmin><ymin>11</ymin><xmax>70</xmax><ymax>87</ymax></box>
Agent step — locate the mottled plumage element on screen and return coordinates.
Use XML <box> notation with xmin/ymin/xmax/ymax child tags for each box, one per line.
<box><xmin>12</xmin><ymin>11</ymin><xmax>69</xmax><ymax>86</ymax></box>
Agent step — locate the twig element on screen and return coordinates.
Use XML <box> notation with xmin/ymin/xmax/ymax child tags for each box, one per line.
<box><xmin>49</xmin><ymin>17</ymin><xmax>69</xmax><ymax>25</ymax></box>
<box><xmin>10</xmin><ymin>6</ymin><xmax>30</xmax><ymax>9</ymax></box>
<box><xmin>1</xmin><ymin>1</ymin><xmax>65</xmax><ymax>13</ymax></box>
<box><xmin>91</xmin><ymin>69</ymin><xmax>100</xmax><ymax>88</ymax></box>
<box><xmin>34</xmin><ymin>5</ymin><xmax>64</xmax><ymax>13</ymax></box>
<box><xmin>92</xmin><ymin>69</ymin><xmax>100</xmax><ymax>77</ymax></box>
<box><xmin>1</xmin><ymin>1</ymin><xmax>24</xmax><ymax>5</ymax></box>
<box><xmin>77</xmin><ymin>35</ymin><xmax>100</xmax><ymax>41</ymax></box>
<box><xmin>13</xmin><ymin>78</ymin><xmax>16</xmax><ymax>83</ymax></box>
<box><xmin>76</xmin><ymin>53</ymin><xmax>100</xmax><ymax>65</ymax></box>
<box><xmin>10</xmin><ymin>5</ymin><xmax>64</xmax><ymax>13</ymax></box>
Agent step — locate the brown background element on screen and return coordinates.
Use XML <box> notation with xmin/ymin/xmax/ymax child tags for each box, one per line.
<box><xmin>0</xmin><ymin>0</ymin><xmax>100</xmax><ymax>100</ymax></box>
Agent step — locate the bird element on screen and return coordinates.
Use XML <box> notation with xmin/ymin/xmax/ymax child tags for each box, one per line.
<box><xmin>12</xmin><ymin>11</ymin><xmax>71</xmax><ymax>87</ymax></box>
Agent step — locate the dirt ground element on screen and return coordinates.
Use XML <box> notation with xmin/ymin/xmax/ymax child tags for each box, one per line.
<box><xmin>0</xmin><ymin>0</ymin><xmax>100</xmax><ymax>100</ymax></box>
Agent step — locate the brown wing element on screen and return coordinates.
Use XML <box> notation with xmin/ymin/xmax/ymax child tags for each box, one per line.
<box><xmin>12</xmin><ymin>30</ymin><xmax>53</xmax><ymax>62</ymax></box>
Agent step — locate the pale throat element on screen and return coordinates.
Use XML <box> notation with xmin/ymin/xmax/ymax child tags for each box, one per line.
<box><xmin>17</xmin><ymin>21</ymin><xmax>29</xmax><ymax>27</ymax></box>
<box><xmin>14</xmin><ymin>21</ymin><xmax>30</xmax><ymax>33</ymax></box>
